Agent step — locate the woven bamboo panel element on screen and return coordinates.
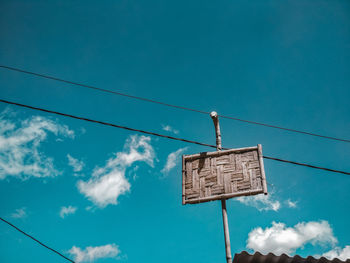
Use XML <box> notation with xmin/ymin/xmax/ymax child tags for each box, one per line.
<box><xmin>182</xmin><ymin>145</ymin><xmax>267</xmax><ymax>204</ymax></box>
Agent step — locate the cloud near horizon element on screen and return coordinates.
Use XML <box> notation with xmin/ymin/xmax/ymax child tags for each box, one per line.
<box><xmin>77</xmin><ymin>135</ymin><xmax>155</xmax><ymax>208</ymax></box>
<box><xmin>69</xmin><ymin>244</ymin><xmax>120</xmax><ymax>263</ymax></box>
<box><xmin>247</xmin><ymin>220</ymin><xmax>337</xmax><ymax>255</ymax></box>
<box><xmin>322</xmin><ymin>246</ymin><xmax>350</xmax><ymax>261</ymax></box>
<box><xmin>0</xmin><ymin>109</ymin><xmax>74</xmax><ymax>180</ymax></box>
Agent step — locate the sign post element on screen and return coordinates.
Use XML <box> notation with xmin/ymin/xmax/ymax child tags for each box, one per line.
<box><xmin>182</xmin><ymin>111</ymin><xmax>268</xmax><ymax>263</ymax></box>
<box><xmin>210</xmin><ymin>111</ymin><xmax>232</xmax><ymax>263</ymax></box>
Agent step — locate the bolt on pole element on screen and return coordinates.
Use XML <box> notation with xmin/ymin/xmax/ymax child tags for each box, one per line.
<box><xmin>210</xmin><ymin>111</ymin><xmax>232</xmax><ymax>263</ymax></box>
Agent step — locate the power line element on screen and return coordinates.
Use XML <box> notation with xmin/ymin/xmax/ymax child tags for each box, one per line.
<box><xmin>262</xmin><ymin>155</ymin><xmax>350</xmax><ymax>176</ymax></box>
<box><xmin>0</xmin><ymin>98</ymin><xmax>349</xmax><ymax>176</ymax></box>
<box><xmin>0</xmin><ymin>217</ymin><xmax>75</xmax><ymax>263</ymax></box>
<box><xmin>1</xmin><ymin>65</ymin><xmax>349</xmax><ymax>144</ymax></box>
<box><xmin>0</xmin><ymin>98</ymin><xmax>215</xmax><ymax>149</ymax></box>
<box><xmin>0</xmin><ymin>65</ymin><xmax>208</xmax><ymax>115</ymax></box>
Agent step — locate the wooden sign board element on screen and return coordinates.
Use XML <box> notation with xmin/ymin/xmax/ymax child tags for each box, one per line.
<box><xmin>182</xmin><ymin>144</ymin><xmax>268</xmax><ymax>205</ymax></box>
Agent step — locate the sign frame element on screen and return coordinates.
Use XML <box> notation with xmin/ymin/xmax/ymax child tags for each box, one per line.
<box><xmin>182</xmin><ymin>144</ymin><xmax>267</xmax><ymax>205</ymax></box>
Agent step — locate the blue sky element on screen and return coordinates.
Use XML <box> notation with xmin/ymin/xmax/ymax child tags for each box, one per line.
<box><xmin>0</xmin><ymin>0</ymin><xmax>350</xmax><ymax>262</ymax></box>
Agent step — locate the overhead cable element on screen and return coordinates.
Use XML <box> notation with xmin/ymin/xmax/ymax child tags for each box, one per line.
<box><xmin>0</xmin><ymin>98</ymin><xmax>349</xmax><ymax>176</ymax></box>
<box><xmin>1</xmin><ymin>65</ymin><xmax>349</xmax><ymax>144</ymax></box>
<box><xmin>0</xmin><ymin>217</ymin><xmax>75</xmax><ymax>263</ymax></box>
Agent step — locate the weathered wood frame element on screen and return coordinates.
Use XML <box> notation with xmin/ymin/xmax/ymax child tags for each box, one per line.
<box><xmin>182</xmin><ymin>145</ymin><xmax>267</xmax><ymax>205</ymax></box>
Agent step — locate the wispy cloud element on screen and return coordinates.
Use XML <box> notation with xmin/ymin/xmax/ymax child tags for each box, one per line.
<box><xmin>322</xmin><ymin>246</ymin><xmax>350</xmax><ymax>261</ymax></box>
<box><xmin>69</xmin><ymin>244</ymin><xmax>120</xmax><ymax>263</ymax></box>
<box><xmin>161</xmin><ymin>147</ymin><xmax>187</xmax><ymax>175</ymax></box>
<box><xmin>161</xmin><ymin>124</ymin><xmax>179</xmax><ymax>134</ymax></box>
<box><xmin>77</xmin><ymin>135</ymin><xmax>155</xmax><ymax>208</ymax></box>
<box><xmin>67</xmin><ymin>154</ymin><xmax>85</xmax><ymax>173</ymax></box>
<box><xmin>11</xmin><ymin>207</ymin><xmax>27</xmax><ymax>219</ymax></box>
<box><xmin>286</xmin><ymin>199</ymin><xmax>297</xmax><ymax>208</ymax></box>
<box><xmin>236</xmin><ymin>194</ymin><xmax>281</xmax><ymax>211</ymax></box>
<box><xmin>0</xmin><ymin>109</ymin><xmax>74</xmax><ymax>180</ymax></box>
<box><xmin>59</xmin><ymin>206</ymin><xmax>77</xmax><ymax>218</ymax></box>
<box><xmin>247</xmin><ymin>220</ymin><xmax>337</xmax><ymax>255</ymax></box>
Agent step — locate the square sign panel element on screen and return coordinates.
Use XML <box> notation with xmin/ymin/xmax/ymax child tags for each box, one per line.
<box><xmin>182</xmin><ymin>144</ymin><xmax>267</xmax><ymax>205</ymax></box>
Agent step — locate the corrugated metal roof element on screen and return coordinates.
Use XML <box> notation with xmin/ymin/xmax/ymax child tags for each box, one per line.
<box><xmin>233</xmin><ymin>251</ymin><xmax>350</xmax><ymax>263</ymax></box>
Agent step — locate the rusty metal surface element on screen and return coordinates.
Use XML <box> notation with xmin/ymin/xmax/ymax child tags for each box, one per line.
<box><xmin>233</xmin><ymin>251</ymin><xmax>350</xmax><ymax>263</ymax></box>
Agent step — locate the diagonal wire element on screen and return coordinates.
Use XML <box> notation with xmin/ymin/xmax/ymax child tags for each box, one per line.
<box><xmin>1</xmin><ymin>65</ymin><xmax>349</xmax><ymax>144</ymax></box>
<box><xmin>0</xmin><ymin>98</ymin><xmax>349</xmax><ymax>176</ymax></box>
<box><xmin>0</xmin><ymin>98</ymin><xmax>215</xmax><ymax>149</ymax></box>
<box><xmin>0</xmin><ymin>217</ymin><xmax>75</xmax><ymax>263</ymax></box>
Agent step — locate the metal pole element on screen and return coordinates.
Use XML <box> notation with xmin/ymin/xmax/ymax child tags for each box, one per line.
<box><xmin>221</xmin><ymin>199</ymin><xmax>231</xmax><ymax>263</ymax></box>
<box><xmin>210</xmin><ymin>111</ymin><xmax>232</xmax><ymax>263</ymax></box>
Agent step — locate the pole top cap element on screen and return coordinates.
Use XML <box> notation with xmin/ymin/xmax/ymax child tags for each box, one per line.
<box><xmin>210</xmin><ymin>111</ymin><xmax>218</xmax><ymax>119</ymax></box>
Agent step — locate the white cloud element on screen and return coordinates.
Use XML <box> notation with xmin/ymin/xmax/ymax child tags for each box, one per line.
<box><xmin>59</xmin><ymin>206</ymin><xmax>77</xmax><ymax>218</ymax></box>
<box><xmin>161</xmin><ymin>147</ymin><xmax>187</xmax><ymax>174</ymax></box>
<box><xmin>128</xmin><ymin>165</ymin><xmax>139</xmax><ymax>181</ymax></box>
<box><xmin>69</xmin><ymin>244</ymin><xmax>120</xmax><ymax>263</ymax></box>
<box><xmin>77</xmin><ymin>135</ymin><xmax>155</xmax><ymax>208</ymax></box>
<box><xmin>67</xmin><ymin>154</ymin><xmax>85</xmax><ymax>173</ymax></box>
<box><xmin>286</xmin><ymin>199</ymin><xmax>297</xmax><ymax>208</ymax></box>
<box><xmin>11</xmin><ymin>207</ymin><xmax>27</xmax><ymax>218</ymax></box>
<box><xmin>236</xmin><ymin>194</ymin><xmax>281</xmax><ymax>211</ymax></box>
<box><xmin>247</xmin><ymin>221</ymin><xmax>337</xmax><ymax>255</ymax></box>
<box><xmin>161</xmin><ymin>124</ymin><xmax>179</xmax><ymax>134</ymax></box>
<box><xmin>322</xmin><ymin>246</ymin><xmax>350</xmax><ymax>261</ymax></box>
<box><xmin>0</xmin><ymin>109</ymin><xmax>74</xmax><ymax>180</ymax></box>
